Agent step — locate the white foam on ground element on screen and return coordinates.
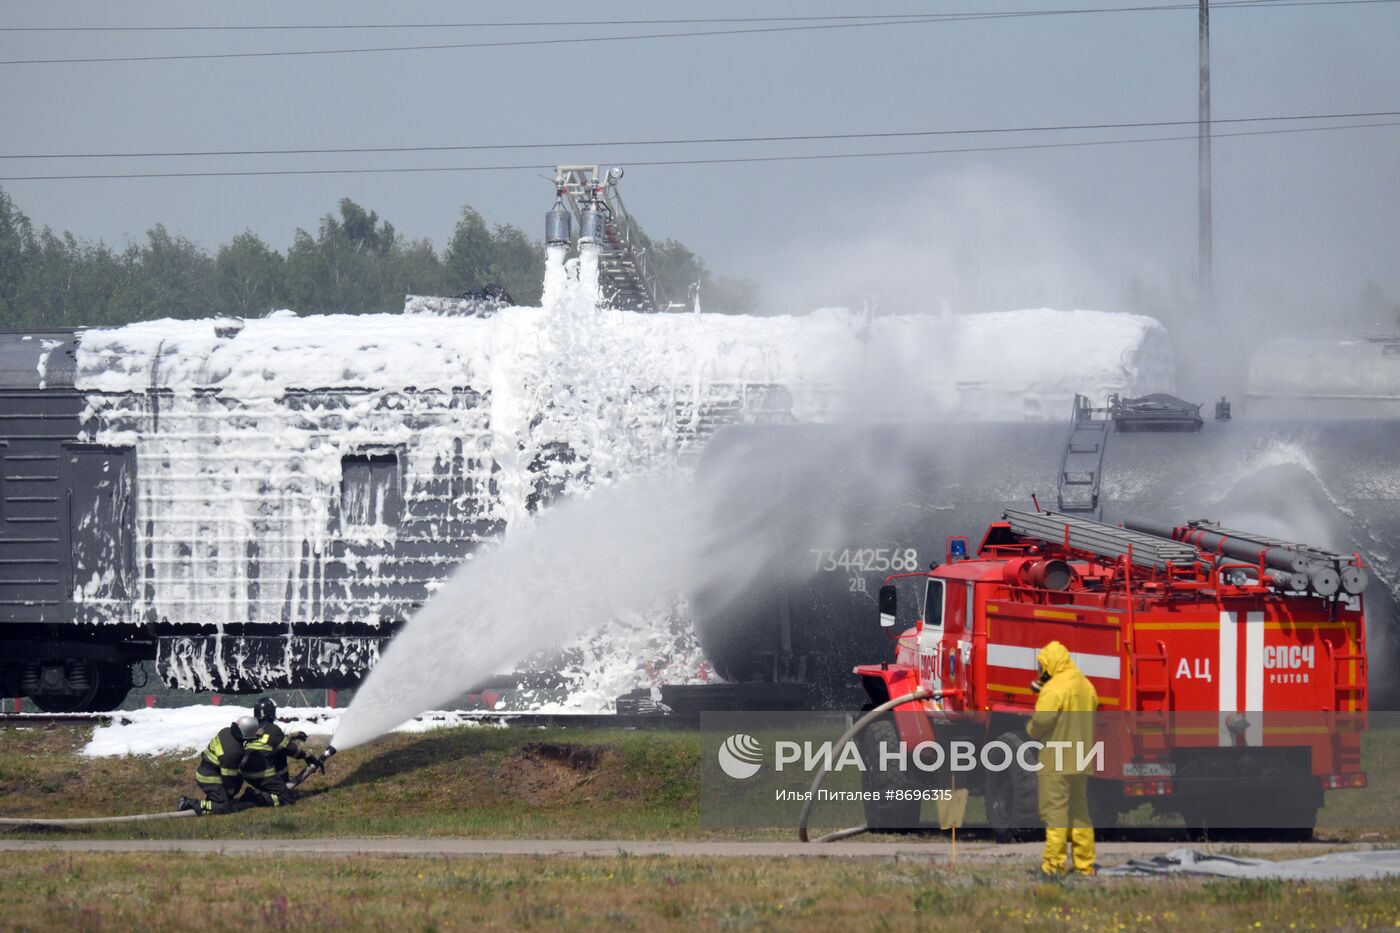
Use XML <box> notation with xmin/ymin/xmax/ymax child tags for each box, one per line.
<box><xmin>79</xmin><ymin>705</ymin><xmax>487</xmax><ymax>758</ymax></box>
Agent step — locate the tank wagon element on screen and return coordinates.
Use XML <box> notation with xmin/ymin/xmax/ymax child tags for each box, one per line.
<box><xmin>689</xmin><ymin>382</ymin><xmax>1400</xmax><ymax>710</ymax></box>
<box><xmin>1</xmin><ymin>304</ymin><xmax>1166</xmax><ymax>711</ymax></box>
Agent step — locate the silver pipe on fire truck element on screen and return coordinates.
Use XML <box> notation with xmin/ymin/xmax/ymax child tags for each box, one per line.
<box><xmin>1124</xmin><ymin>516</ymin><xmax>1368</xmax><ymax>598</ymax></box>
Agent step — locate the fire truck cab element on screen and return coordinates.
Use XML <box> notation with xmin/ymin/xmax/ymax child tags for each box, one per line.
<box><xmin>855</xmin><ymin>508</ymin><xmax>1369</xmax><ymax>838</ymax></box>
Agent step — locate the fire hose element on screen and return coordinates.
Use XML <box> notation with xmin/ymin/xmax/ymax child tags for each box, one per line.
<box><xmin>797</xmin><ymin>687</ymin><xmax>932</xmax><ymax>843</ymax></box>
<box><xmin>0</xmin><ymin>744</ymin><xmax>338</xmax><ymax>829</ymax></box>
<box><xmin>288</xmin><ymin>744</ymin><xmax>337</xmax><ymax>789</ymax></box>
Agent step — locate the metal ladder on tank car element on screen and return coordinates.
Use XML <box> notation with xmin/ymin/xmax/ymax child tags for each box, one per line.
<box><xmin>554</xmin><ymin>165</ymin><xmax>666</xmax><ymax>311</ymax></box>
<box><xmin>1056</xmin><ymin>394</ymin><xmax>1110</xmax><ymax>518</ymax></box>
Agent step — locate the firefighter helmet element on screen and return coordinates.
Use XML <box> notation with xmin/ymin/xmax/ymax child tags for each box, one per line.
<box><xmin>253</xmin><ymin>697</ymin><xmax>276</xmax><ymax>724</ymax></box>
<box><xmin>235</xmin><ymin>716</ymin><xmax>260</xmax><ymax>740</ymax></box>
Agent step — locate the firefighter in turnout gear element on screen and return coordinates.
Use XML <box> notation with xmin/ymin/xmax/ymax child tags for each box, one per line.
<box><xmin>238</xmin><ymin>697</ymin><xmax>319</xmax><ymax>807</ymax></box>
<box><xmin>178</xmin><ymin>716</ymin><xmax>260</xmax><ymax>815</ymax></box>
<box><xmin>1026</xmin><ymin>640</ymin><xmax>1099</xmax><ymax>877</ymax></box>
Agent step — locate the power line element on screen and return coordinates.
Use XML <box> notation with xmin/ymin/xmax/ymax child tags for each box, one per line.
<box><xmin>0</xmin><ymin>0</ymin><xmax>1388</xmax><ymax>33</ymax></box>
<box><xmin>2</xmin><ymin>0</ymin><xmax>1395</xmax><ymax>66</ymax></box>
<box><xmin>0</xmin><ymin>14</ymin><xmax>1012</xmax><ymax>32</ymax></box>
<box><xmin>3</xmin><ymin>109</ymin><xmax>1396</xmax><ymax>161</ymax></box>
<box><xmin>1</xmin><ymin>119</ymin><xmax>1393</xmax><ymax>182</ymax></box>
<box><xmin>0</xmin><ymin>17</ymin><xmax>963</xmax><ymax>66</ymax></box>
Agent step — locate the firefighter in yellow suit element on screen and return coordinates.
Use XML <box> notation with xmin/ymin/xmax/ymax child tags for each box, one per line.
<box><xmin>1026</xmin><ymin>640</ymin><xmax>1099</xmax><ymax>877</ymax></box>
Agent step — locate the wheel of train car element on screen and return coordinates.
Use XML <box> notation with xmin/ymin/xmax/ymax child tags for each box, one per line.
<box><xmin>858</xmin><ymin>718</ymin><xmax>922</xmax><ymax>831</ymax></box>
<box><xmin>27</xmin><ymin>662</ymin><xmax>131</xmax><ymax>713</ymax></box>
<box><xmin>985</xmin><ymin>732</ymin><xmax>1040</xmax><ymax>843</ymax></box>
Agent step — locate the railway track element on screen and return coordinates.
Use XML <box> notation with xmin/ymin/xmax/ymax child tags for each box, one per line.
<box><xmin>0</xmin><ymin>710</ymin><xmax>697</xmax><ymax>730</ymax></box>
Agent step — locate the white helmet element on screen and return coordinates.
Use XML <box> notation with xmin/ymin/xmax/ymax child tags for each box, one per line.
<box><xmin>235</xmin><ymin>716</ymin><xmax>260</xmax><ymax>740</ymax></box>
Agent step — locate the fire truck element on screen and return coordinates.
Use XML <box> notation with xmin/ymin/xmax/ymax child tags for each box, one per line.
<box><xmin>856</xmin><ymin>508</ymin><xmax>1369</xmax><ymax>838</ymax></box>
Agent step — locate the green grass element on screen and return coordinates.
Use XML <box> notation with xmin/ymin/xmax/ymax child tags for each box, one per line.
<box><xmin>0</xmin><ymin>723</ymin><xmax>712</xmax><ymax>839</ymax></box>
<box><xmin>3</xmin><ymin>720</ymin><xmax>1399</xmax><ymax>844</ymax></box>
<box><xmin>6</xmin><ymin>723</ymin><xmax>1400</xmax><ymax>929</ymax></box>
<box><xmin>1</xmin><ymin>852</ymin><xmax>1398</xmax><ymax>932</ymax></box>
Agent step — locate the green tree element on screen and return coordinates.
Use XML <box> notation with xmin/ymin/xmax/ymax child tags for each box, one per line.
<box><xmin>0</xmin><ymin>187</ymin><xmax>755</xmax><ymax>323</ymax></box>
<box><xmin>387</xmin><ymin>236</ymin><xmax>454</xmax><ymax>303</ymax></box>
<box><xmin>487</xmin><ymin>223</ymin><xmax>543</xmax><ymax>305</ymax></box>
<box><xmin>15</xmin><ymin>230</ymin><xmax>124</xmax><ymax>327</ymax></box>
<box><xmin>443</xmin><ymin>206</ymin><xmax>493</xmax><ymax>293</ymax></box>
<box><xmin>642</xmin><ymin>234</ymin><xmax>758</xmax><ymax>312</ymax></box>
<box><xmin>214</xmin><ymin>231</ymin><xmax>286</xmax><ymax>317</ymax></box>
<box><xmin>0</xmin><ymin>189</ymin><xmax>36</xmax><ymax>323</ymax></box>
<box><xmin>109</xmin><ymin>225</ymin><xmax>217</xmax><ymax>321</ymax></box>
<box><xmin>337</xmin><ymin>198</ymin><xmax>395</xmax><ymax>256</ymax></box>
<box><xmin>284</xmin><ymin>200</ymin><xmax>387</xmax><ymax>312</ymax></box>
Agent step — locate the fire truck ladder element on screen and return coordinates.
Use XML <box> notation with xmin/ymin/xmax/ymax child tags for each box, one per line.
<box><xmin>1056</xmin><ymin>394</ymin><xmax>1109</xmax><ymax>517</ymax></box>
<box><xmin>553</xmin><ymin>165</ymin><xmax>665</xmax><ymax>312</ymax></box>
<box><xmin>1004</xmin><ymin>508</ymin><xmax>1201</xmax><ymax>573</ymax></box>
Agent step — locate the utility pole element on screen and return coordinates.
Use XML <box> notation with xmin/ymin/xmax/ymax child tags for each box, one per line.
<box><xmin>1198</xmin><ymin>0</ymin><xmax>1214</xmax><ymax>316</ymax></box>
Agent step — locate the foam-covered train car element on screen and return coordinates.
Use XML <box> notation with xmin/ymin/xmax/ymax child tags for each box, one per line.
<box><xmin>0</xmin><ymin>306</ymin><xmax>1172</xmax><ymax>710</ymax></box>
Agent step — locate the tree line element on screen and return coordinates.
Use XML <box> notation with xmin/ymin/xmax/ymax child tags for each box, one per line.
<box><xmin>0</xmin><ymin>188</ymin><xmax>758</xmax><ymax>328</ymax></box>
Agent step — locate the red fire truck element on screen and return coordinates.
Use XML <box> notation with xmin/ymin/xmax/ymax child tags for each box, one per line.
<box><xmin>856</xmin><ymin>508</ymin><xmax>1369</xmax><ymax>838</ymax></box>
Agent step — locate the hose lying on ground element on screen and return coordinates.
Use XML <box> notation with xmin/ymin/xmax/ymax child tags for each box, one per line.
<box><xmin>0</xmin><ymin>810</ymin><xmax>196</xmax><ymax>828</ymax></box>
<box><xmin>0</xmin><ymin>746</ymin><xmax>338</xmax><ymax>829</ymax></box>
<box><xmin>797</xmin><ymin>687</ymin><xmax>933</xmax><ymax>843</ymax></box>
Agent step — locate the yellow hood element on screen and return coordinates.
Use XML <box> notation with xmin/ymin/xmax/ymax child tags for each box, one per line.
<box><xmin>1037</xmin><ymin>640</ymin><xmax>1076</xmax><ymax>678</ymax></box>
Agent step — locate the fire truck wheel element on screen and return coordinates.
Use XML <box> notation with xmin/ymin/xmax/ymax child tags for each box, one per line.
<box><xmin>858</xmin><ymin>718</ymin><xmax>922</xmax><ymax>831</ymax></box>
<box><xmin>985</xmin><ymin>732</ymin><xmax>1040</xmax><ymax>843</ymax></box>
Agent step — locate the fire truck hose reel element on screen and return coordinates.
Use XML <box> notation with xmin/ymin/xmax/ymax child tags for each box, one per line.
<box><xmin>797</xmin><ymin>687</ymin><xmax>932</xmax><ymax>843</ymax></box>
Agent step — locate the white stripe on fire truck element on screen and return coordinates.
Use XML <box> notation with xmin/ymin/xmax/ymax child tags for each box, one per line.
<box><xmin>1248</xmin><ymin>607</ymin><xmax>1271</xmax><ymax>745</ymax></box>
<box><xmin>1245</xmin><ymin>610</ymin><xmax>1264</xmax><ymax>713</ymax></box>
<box><xmin>1218</xmin><ymin>610</ymin><xmax>1237</xmax><ymax>712</ymax></box>
<box><xmin>985</xmin><ymin>644</ymin><xmax>1120</xmax><ymax>680</ymax></box>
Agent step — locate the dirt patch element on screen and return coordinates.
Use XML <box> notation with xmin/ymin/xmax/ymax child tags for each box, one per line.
<box><xmin>521</xmin><ymin>742</ymin><xmax>610</xmax><ymax>771</ymax></box>
<box><xmin>510</xmin><ymin>743</ymin><xmax>614</xmax><ymax>805</ymax></box>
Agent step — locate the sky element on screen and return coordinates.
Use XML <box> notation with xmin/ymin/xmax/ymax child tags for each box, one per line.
<box><xmin>1</xmin><ymin>0</ymin><xmax>1397</xmax><ymax>325</ymax></box>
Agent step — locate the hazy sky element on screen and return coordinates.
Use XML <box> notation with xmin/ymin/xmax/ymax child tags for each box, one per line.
<box><xmin>2</xmin><ymin>1</ymin><xmax>1397</xmax><ymax>321</ymax></box>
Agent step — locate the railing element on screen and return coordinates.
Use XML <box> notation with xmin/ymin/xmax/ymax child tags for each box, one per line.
<box><xmin>602</xmin><ymin>184</ymin><xmax>665</xmax><ymax>311</ymax></box>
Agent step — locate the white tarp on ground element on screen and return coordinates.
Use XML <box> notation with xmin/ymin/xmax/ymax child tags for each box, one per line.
<box><xmin>79</xmin><ymin>705</ymin><xmax>490</xmax><ymax>758</ymax></box>
<box><xmin>1104</xmin><ymin>847</ymin><xmax>1400</xmax><ymax>880</ymax></box>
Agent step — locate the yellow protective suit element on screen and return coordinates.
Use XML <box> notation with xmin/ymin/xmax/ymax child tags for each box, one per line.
<box><xmin>1026</xmin><ymin>640</ymin><xmax>1099</xmax><ymax>876</ymax></box>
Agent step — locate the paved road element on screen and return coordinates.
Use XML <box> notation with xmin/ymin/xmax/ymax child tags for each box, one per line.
<box><xmin>0</xmin><ymin>838</ymin><xmax>1359</xmax><ymax>862</ymax></box>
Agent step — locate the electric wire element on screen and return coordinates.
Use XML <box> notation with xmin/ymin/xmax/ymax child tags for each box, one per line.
<box><xmin>1</xmin><ymin>118</ymin><xmax>1393</xmax><ymax>182</ymax></box>
<box><xmin>1</xmin><ymin>0</ymin><xmax>1392</xmax><ymax>33</ymax></box>
<box><xmin>2</xmin><ymin>109</ymin><xmax>1393</xmax><ymax>161</ymax></box>
<box><xmin>2</xmin><ymin>0</ymin><xmax>1396</xmax><ymax>66</ymax></box>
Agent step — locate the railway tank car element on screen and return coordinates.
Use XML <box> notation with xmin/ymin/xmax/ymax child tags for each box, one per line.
<box><xmin>690</xmin><ymin>343</ymin><xmax>1400</xmax><ymax>710</ymax></box>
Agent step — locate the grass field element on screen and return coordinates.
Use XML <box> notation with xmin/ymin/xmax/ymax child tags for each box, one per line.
<box><xmin>0</xmin><ymin>723</ymin><xmax>705</xmax><ymax>839</ymax></box>
<box><xmin>2</xmin><ymin>720</ymin><xmax>1398</xmax><ymax>841</ymax></box>
<box><xmin>2</xmin><ymin>851</ymin><xmax>1400</xmax><ymax>931</ymax></box>
<box><xmin>4</xmin><ymin>722</ymin><xmax>1400</xmax><ymax>930</ymax></box>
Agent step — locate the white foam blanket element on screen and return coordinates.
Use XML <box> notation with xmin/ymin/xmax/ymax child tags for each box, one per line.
<box><xmin>1104</xmin><ymin>847</ymin><xmax>1400</xmax><ymax>880</ymax></box>
<box><xmin>79</xmin><ymin>705</ymin><xmax>488</xmax><ymax>758</ymax></box>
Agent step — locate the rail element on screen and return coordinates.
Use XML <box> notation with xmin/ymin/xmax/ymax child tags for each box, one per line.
<box><xmin>0</xmin><ymin>710</ymin><xmax>697</xmax><ymax>730</ymax></box>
